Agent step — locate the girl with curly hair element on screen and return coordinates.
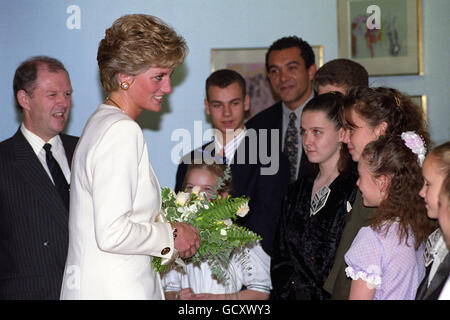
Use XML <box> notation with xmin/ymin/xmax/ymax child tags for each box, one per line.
<box><xmin>325</xmin><ymin>87</ymin><xmax>431</xmax><ymax>299</ymax></box>
<box><xmin>344</xmin><ymin>133</ymin><xmax>436</xmax><ymax>299</ymax></box>
<box><xmin>342</xmin><ymin>86</ymin><xmax>430</xmax><ymax>162</ymax></box>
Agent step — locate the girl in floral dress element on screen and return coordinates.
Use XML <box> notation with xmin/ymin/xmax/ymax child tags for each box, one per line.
<box><xmin>345</xmin><ymin>132</ymin><xmax>436</xmax><ymax>299</ymax></box>
<box><xmin>325</xmin><ymin>86</ymin><xmax>431</xmax><ymax>299</ymax></box>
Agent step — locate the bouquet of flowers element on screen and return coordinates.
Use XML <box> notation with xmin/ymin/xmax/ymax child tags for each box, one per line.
<box><xmin>152</xmin><ymin>169</ymin><xmax>262</xmax><ymax>282</ymax></box>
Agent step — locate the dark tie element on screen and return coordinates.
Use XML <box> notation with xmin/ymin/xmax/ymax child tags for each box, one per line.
<box><xmin>43</xmin><ymin>143</ymin><xmax>70</xmax><ymax>210</ymax></box>
<box><xmin>284</xmin><ymin>112</ymin><xmax>298</xmax><ymax>182</ymax></box>
<box><xmin>220</xmin><ymin>148</ymin><xmax>228</xmax><ymax>165</ymax></box>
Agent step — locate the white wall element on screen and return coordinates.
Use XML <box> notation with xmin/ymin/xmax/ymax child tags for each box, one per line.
<box><xmin>1</xmin><ymin>0</ymin><xmax>448</xmax><ymax>188</ymax></box>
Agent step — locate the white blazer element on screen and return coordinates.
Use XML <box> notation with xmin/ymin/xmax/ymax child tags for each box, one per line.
<box><xmin>60</xmin><ymin>104</ymin><xmax>175</xmax><ymax>300</ymax></box>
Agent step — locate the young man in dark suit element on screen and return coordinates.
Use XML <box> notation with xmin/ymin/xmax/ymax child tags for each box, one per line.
<box><xmin>175</xmin><ymin>69</ymin><xmax>290</xmax><ymax>257</ymax></box>
<box><xmin>246</xmin><ymin>36</ymin><xmax>317</xmax><ymax>183</ymax></box>
<box><xmin>0</xmin><ymin>56</ymin><xmax>78</xmax><ymax>299</ymax></box>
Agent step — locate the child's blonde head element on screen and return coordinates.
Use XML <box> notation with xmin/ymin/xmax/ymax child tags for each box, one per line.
<box><xmin>427</xmin><ymin>141</ymin><xmax>450</xmax><ymax>175</ymax></box>
<box><xmin>183</xmin><ymin>163</ymin><xmax>232</xmax><ymax>196</ymax></box>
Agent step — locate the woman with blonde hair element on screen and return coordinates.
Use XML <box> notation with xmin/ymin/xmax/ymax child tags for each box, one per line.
<box><xmin>60</xmin><ymin>14</ymin><xmax>200</xmax><ymax>300</ymax></box>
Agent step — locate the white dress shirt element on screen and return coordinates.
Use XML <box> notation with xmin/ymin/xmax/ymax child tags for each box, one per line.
<box><xmin>213</xmin><ymin>127</ymin><xmax>247</xmax><ymax>165</ymax></box>
<box><xmin>424</xmin><ymin>229</ymin><xmax>449</xmax><ymax>286</ymax></box>
<box><xmin>20</xmin><ymin>123</ymin><xmax>71</xmax><ymax>184</ymax></box>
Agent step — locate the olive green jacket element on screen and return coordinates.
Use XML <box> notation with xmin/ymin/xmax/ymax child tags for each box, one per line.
<box><xmin>323</xmin><ymin>190</ymin><xmax>372</xmax><ymax>299</ymax></box>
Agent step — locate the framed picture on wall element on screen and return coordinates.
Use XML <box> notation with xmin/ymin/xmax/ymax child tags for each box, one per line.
<box><xmin>211</xmin><ymin>46</ymin><xmax>323</xmax><ymax>119</ymax></box>
<box><xmin>410</xmin><ymin>95</ymin><xmax>427</xmax><ymax>115</ymax></box>
<box><xmin>337</xmin><ymin>0</ymin><xmax>423</xmax><ymax>76</ymax></box>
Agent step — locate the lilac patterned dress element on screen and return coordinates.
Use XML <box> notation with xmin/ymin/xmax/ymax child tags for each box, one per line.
<box><xmin>344</xmin><ymin>221</ymin><xmax>425</xmax><ymax>300</ymax></box>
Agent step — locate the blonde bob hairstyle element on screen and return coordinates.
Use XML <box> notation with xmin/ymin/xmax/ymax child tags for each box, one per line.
<box><xmin>97</xmin><ymin>14</ymin><xmax>188</xmax><ymax>92</ymax></box>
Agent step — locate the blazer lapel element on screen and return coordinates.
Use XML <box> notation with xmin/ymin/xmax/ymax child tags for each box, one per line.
<box><xmin>415</xmin><ymin>264</ymin><xmax>432</xmax><ymax>299</ymax></box>
<box><xmin>60</xmin><ymin>133</ymin><xmax>76</xmax><ymax>168</ymax></box>
<box><xmin>13</xmin><ymin>130</ymin><xmax>69</xmax><ymax>229</ymax></box>
<box><xmin>425</xmin><ymin>253</ymin><xmax>450</xmax><ymax>299</ymax></box>
<box><xmin>275</xmin><ymin>102</ymin><xmax>283</xmax><ymax>149</ymax></box>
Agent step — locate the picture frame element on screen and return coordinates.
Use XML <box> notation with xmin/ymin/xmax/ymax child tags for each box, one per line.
<box><xmin>410</xmin><ymin>95</ymin><xmax>427</xmax><ymax>115</ymax></box>
<box><xmin>210</xmin><ymin>46</ymin><xmax>323</xmax><ymax>119</ymax></box>
<box><xmin>337</xmin><ymin>0</ymin><xmax>423</xmax><ymax>76</ymax></box>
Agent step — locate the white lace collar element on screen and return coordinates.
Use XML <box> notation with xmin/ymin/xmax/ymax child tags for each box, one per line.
<box><xmin>424</xmin><ymin>228</ymin><xmax>448</xmax><ymax>267</ymax></box>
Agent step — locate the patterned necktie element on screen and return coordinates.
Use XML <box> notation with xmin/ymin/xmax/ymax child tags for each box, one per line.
<box><xmin>43</xmin><ymin>143</ymin><xmax>70</xmax><ymax>210</ymax></box>
<box><xmin>284</xmin><ymin>112</ymin><xmax>298</xmax><ymax>182</ymax></box>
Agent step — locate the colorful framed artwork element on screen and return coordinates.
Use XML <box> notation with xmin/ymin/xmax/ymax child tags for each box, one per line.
<box><xmin>211</xmin><ymin>46</ymin><xmax>323</xmax><ymax>119</ymax></box>
<box><xmin>337</xmin><ymin>0</ymin><xmax>423</xmax><ymax>76</ymax></box>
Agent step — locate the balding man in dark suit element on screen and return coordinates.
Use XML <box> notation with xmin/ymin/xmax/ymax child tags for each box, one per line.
<box><xmin>0</xmin><ymin>56</ymin><xmax>78</xmax><ymax>299</ymax></box>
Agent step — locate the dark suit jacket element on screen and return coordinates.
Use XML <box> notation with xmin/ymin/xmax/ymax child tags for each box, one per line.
<box><xmin>174</xmin><ymin>133</ymin><xmax>290</xmax><ymax>257</ymax></box>
<box><xmin>245</xmin><ymin>100</ymin><xmax>317</xmax><ymax>179</ymax></box>
<box><xmin>0</xmin><ymin>129</ymin><xmax>78</xmax><ymax>299</ymax></box>
<box><xmin>415</xmin><ymin>252</ymin><xmax>450</xmax><ymax>300</ymax></box>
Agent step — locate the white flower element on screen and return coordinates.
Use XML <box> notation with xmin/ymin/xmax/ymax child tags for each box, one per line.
<box><xmin>175</xmin><ymin>192</ymin><xmax>190</xmax><ymax>206</ymax></box>
<box><xmin>223</xmin><ymin>219</ymin><xmax>233</xmax><ymax>227</ymax></box>
<box><xmin>220</xmin><ymin>229</ymin><xmax>227</xmax><ymax>236</ymax></box>
<box><xmin>346</xmin><ymin>201</ymin><xmax>352</xmax><ymax>213</ymax></box>
<box><xmin>191</xmin><ymin>186</ymin><xmax>201</xmax><ymax>195</ymax></box>
<box><xmin>236</xmin><ymin>202</ymin><xmax>250</xmax><ymax>217</ymax></box>
<box><xmin>178</xmin><ymin>204</ymin><xmax>198</xmax><ymax>220</ymax></box>
<box><xmin>401</xmin><ymin>131</ymin><xmax>426</xmax><ymax>166</ymax></box>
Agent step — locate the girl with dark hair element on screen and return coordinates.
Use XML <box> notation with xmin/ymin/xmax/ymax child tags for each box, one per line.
<box><xmin>271</xmin><ymin>92</ymin><xmax>358</xmax><ymax>299</ymax></box>
<box><xmin>345</xmin><ymin>133</ymin><xmax>436</xmax><ymax>299</ymax></box>
<box><xmin>324</xmin><ymin>86</ymin><xmax>432</xmax><ymax>299</ymax></box>
<box><xmin>342</xmin><ymin>86</ymin><xmax>430</xmax><ymax>162</ymax></box>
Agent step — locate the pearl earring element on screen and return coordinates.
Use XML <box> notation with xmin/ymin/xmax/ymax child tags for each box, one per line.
<box><xmin>120</xmin><ymin>82</ymin><xmax>130</xmax><ymax>90</ymax></box>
